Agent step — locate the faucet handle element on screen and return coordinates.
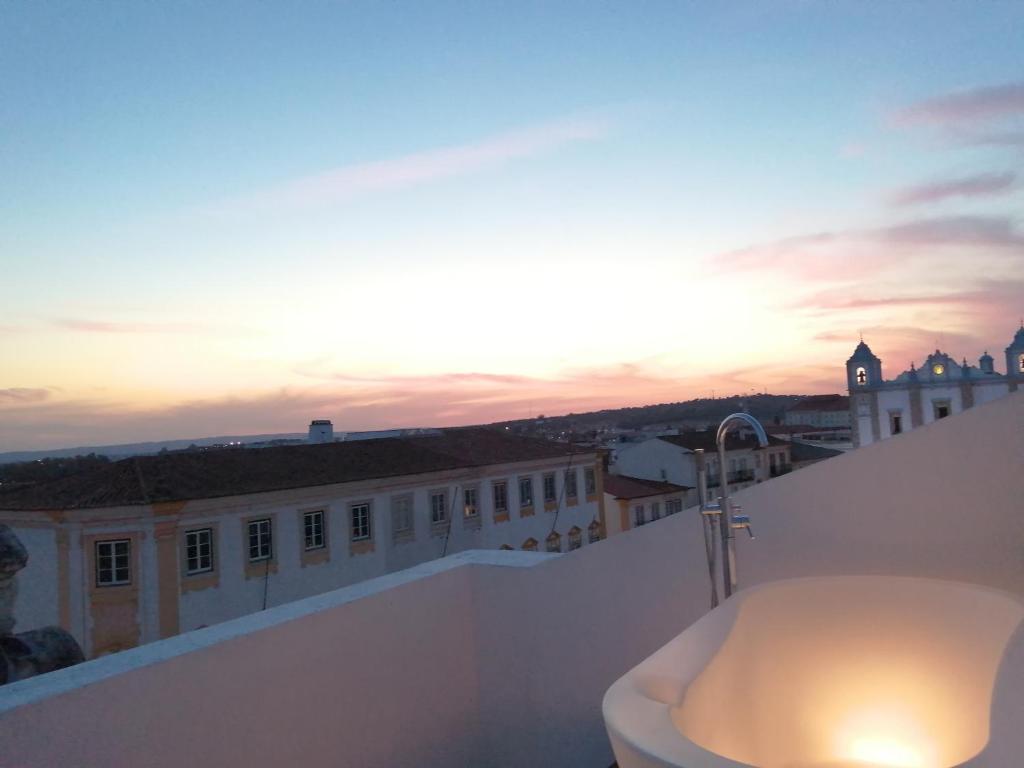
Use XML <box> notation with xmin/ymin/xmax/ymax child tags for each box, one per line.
<box><xmin>701</xmin><ymin>502</ymin><xmax>721</xmax><ymax>516</ymax></box>
<box><xmin>731</xmin><ymin>513</ymin><xmax>754</xmax><ymax>538</ymax></box>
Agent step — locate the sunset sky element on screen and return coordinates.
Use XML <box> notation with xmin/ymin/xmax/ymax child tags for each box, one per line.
<box><xmin>2</xmin><ymin>2</ymin><xmax>1023</xmax><ymax>451</ymax></box>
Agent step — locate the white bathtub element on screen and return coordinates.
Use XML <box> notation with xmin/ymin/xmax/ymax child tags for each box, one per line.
<box><xmin>603</xmin><ymin>576</ymin><xmax>1024</xmax><ymax>768</ymax></box>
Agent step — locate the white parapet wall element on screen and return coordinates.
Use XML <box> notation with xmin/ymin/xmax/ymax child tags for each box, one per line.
<box><xmin>1</xmin><ymin>391</ymin><xmax>1023</xmax><ymax>768</ymax></box>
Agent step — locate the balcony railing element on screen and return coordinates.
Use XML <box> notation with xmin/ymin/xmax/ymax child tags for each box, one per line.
<box><xmin>707</xmin><ymin>469</ymin><xmax>755</xmax><ymax>489</ymax></box>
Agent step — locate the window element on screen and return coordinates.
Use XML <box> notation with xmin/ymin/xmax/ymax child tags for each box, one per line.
<box><xmin>522</xmin><ymin>538</ymin><xmax>538</xmax><ymax>552</ymax></box>
<box><xmin>1019</xmin><ymin>353</ymin><xmax>1024</xmax><ymax>373</ymax></box>
<box><xmin>933</xmin><ymin>401</ymin><xmax>951</xmax><ymax>420</ymax></box>
<box><xmin>430</xmin><ymin>490</ymin><xmax>447</xmax><ymax>524</ymax></box>
<box><xmin>584</xmin><ymin>467</ymin><xmax>596</xmax><ymax>495</ymax></box>
<box><xmin>633</xmin><ymin>505</ymin><xmax>645</xmax><ymax>527</ymax></box>
<box><xmin>392</xmin><ymin>495</ymin><xmax>413</xmax><ymax>535</ymax></box>
<box><xmin>95</xmin><ymin>539</ymin><xmax>131</xmax><ymax>586</ymax></box>
<box><xmin>890</xmin><ymin>411</ymin><xmax>903</xmax><ymax>435</ymax></box>
<box><xmin>247</xmin><ymin>519</ymin><xmax>273</xmax><ymax>562</ymax></box>
<box><xmin>564</xmin><ymin>469</ymin><xmax>578</xmax><ymax>498</ymax></box>
<box><xmin>568</xmin><ymin>527</ymin><xmax>582</xmax><ymax>550</ymax></box>
<box><xmin>518</xmin><ymin>477</ymin><xmax>533</xmax><ymax>508</ymax></box>
<box><xmin>650</xmin><ymin>502</ymin><xmax>661</xmax><ymax>521</ymax></box>
<box><xmin>546</xmin><ymin>532</ymin><xmax>561</xmax><ymax>552</ymax></box>
<box><xmin>588</xmin><ymin>520</ymin><xmax>602</xmax><ymax>543</ymax></box>
<box><xmin>493</xmin><ymin>481</ymin><xmax>508</xmax><ymax>513</ymax></box>
<box><xmin>350</xmin><ymin>503</ymin><xmax>371</xmax><ymax>541</ymax></box>
<box><xmin>855</xmin><ymin>366</ymin><xmax>867</xmax><ymax>385</ymax></box>
<box><xmin>665</xmin><ymin>498</ymin><xmax>683</xmax><ymax>515</ymax></box>
<box><xmin>543</xmin><ymin>473</ymin><xmax>557</xmax><ymax>503</ymax></box>
<box><xmin>463</xmin><ymin>487</ymin><xmax>479</xmax><ymax>518</ymax></box>
<box><xmin>303</xmin><ymin>511</ymin><xmax>325</xmax><ymax>550</ymax></box>
<box><xmin>185</xmin><ymin>529</ymin><xmax>214</xmax><ymax>574</ymax></box>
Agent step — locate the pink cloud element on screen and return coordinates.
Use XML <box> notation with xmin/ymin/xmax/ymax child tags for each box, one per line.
<box><xmin>713</xmin><ymin>215</ymin><xmax>1024</xmax><ymax>280</ymax></box>
<box><xmin>215</xmin><ymin>115</ymin><xmax>611</xmax><ymax>213</ymax></box>
<box><xmin>888</xmin><ymin>172</ymin><xmax>1016</xmax><ymax>206</ymax></box>
<box><xmin>894</xmin><ymin>81</ymin><xmax>1024</xmax><ymax>125</ymax></box>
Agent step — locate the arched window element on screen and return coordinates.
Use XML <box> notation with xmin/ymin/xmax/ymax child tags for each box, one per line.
<box><xmin>588</xmin><ymin>520</ymin><xmax>602</xmax><ymax>543</ymax></box>
<box><xmin>546</xmin><ymin>531</ymin><xmax>561</xmax><ymax>553</ymax></box>
<box><xmin>855</xmin><ymin>366</ymin><xmax>867</xmax><ymax>385</ymax></box>
<box><xmin>522</xmin><ymin>538</ymin><xmax>538</xmax><ymax>552</ymax></box>
<box><xmin>1019</xmin><ymin>353</ymin><xmax>1024</xmax><ymax>373</ymax></box>
<box><xmin>567</xmin><ymin>526</ymin><xmax>582</xmax><ymax>550</ymax></box>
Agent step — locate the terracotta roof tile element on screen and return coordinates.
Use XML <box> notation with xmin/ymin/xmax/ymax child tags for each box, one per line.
<box><xmin>0</xmin><ymin>428</ymin><xmax>594</xmax><ymax>511</ymax></box>
<box><xmin>603</xmin><ymin>474</ymin><xmax>691</xmax><ymax>499</ymax></box>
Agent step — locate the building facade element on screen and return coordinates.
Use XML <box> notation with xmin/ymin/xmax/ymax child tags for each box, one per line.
<box><xmin>0</xmin><ymin>429</ymin><xmax>605</xmax><ymax>658</ymax></box>
<box><xmin>611</xmin><ymin>432</ymin><xmax>791</xmax><ymax>494</ymax></box>
<box><xmin>847</xmin><ymin>326</ymin><xmax>1024</xmax><ymax>448</ymax></box>
<box><xmin>784</xmin><ymin>394</ymin><xmax>851</xmax><ymax>428</ymax></box>
<box><xmin>601</xmin><ymin>474</ymin><xmax>692</xmax><ymax>536</ymax></box>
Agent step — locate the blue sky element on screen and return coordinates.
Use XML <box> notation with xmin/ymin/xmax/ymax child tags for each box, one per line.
<box><xmin>1</xmin><ymin>1</ymin><xmax>1023</xmax><ymax>450</ymax></box>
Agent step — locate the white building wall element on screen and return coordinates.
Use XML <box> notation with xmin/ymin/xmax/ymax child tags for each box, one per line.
<box><xmin>613</xmin><ymin>440</ymin><xmax>697</xmax><ymax>487</ymax></box>
<box><xmin>974</xmin><ymin>381</ymin><xmax>1010</xmax><ymax>406</ymax></box>
<box><xmin>6</xmin><ymin>527</ymin><xmax>58</xmax><ymax>632</ymax></box>
<box><xmin>171</xmin><ymin>460</ymin><xmax>602</xmax><ymax>636</ymax></box>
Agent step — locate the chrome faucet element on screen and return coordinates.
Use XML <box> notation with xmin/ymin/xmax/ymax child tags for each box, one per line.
<box><xmin>716</xmin><ymin>413</ymin><xmax>768</xmax><ymax>599</ymax></box>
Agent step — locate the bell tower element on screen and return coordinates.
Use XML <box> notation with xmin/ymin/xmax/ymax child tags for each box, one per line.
<box><xmin>846</xmin><ymin>340</ymin><xmax>883</xmax><ymax>391</ymax></box>
<box><xmin>846</xmin><ymin>339</ymin><xmax>883</xmax><ymax>448</ymax></box>
<box><xmin>1006</xmin><ymin>323</ymin><xmax>1024</xmax><ymax>391</ymax></box>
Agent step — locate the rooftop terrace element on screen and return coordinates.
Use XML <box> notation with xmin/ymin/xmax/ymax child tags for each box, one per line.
<box><xmin>1</xmin><ymin>392</ymin><xmax>1022</xmax><ymax>767</ymax></box>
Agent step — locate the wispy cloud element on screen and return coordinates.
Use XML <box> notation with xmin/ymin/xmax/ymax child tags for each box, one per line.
<box><xmin>56</xmin><ymin>319</ymin><xmax>207</xmax><ymax>334</ymax></box>
<box><xmin>216</xmin><ymin>115</ymin><xmax>611</xmax><ymax>214</ymax></box>
<box><xmin>0</xmin><ymin>388</ymin><xmax>52</xmax><ymax>404</ymax></box>
<box><xmin>894</xmin><ymin>81</ymin><xmax>1024</xmax><ymax>125</ymax></box>
<box><xmin>887</xmin><ymin>172</ymin><xmax>1016</xmax><ymax>206</ymax></box>
<box><xmin>54</xmin><ymin>318</ymin><xmax>256</xmax><ymax>336</ymax></box>
<box><xmin>713</xmin><ymin>215</ymin><xmax>1024</xmax><ymax>280</ymax></box>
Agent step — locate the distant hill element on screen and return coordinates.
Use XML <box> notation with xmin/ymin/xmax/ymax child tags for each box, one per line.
<box><xmin>0</xmin><ymin>393</ymin><xmax>814</xmax><ymax>467</ymax></box>
<box><xmin>0</xmin><ymin>433</ymin><xmax>305</xmax><ymax>465</ymax></box>
<box><xmin>491</xmin><ymin>394</ymin><xmax>808</xmax><ymax>435</ymax></box>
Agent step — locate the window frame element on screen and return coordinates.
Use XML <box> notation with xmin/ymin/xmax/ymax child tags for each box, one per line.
<box><xmin>391</xmin><ymin>493</ymin><xmax>414</xmax><ymax>539</ymax></box>
<box><xmin>430</xmin><ymin>489</ymin><xmax>448</xmax><ymax>525</ymax></box>
<box><xmin>184</xmin><ymin>528</ymin><xmax>215</xmax><ymax>575</ymax></box>
<box><xmin>95</xmin><ymin>539</ymin><xmax>132</xmax><ymax>587</ymax></box>
<box><xmin>492</xmin><ymin>480</ymin><xmax>508</xmax><ymax>514</ymax></box>
<box><xmin>247</xmin><ymin>518</ymin><xmax>273</xmax><ymax>563</ymax></box>
<box><xmin>542</xmin><ymin>472</ymin><xmax>557</xmax><ymax>503</ymax></box>
<box><xmin>518</xmin><ymin>476</ymin><xmax>534</xmax><ymax>508</ymax></box>
<box><xmin>350</xmin><ymin>501</ymin><xmax>372</xmax><ymax>542</ymax></box>
<box><xmin>302</xmin><ymin>510</ymin><xmax>326</xmax><ymax>551</ymax></box>
<box><xmin>633</xmin><ymin>504</ymin><xmax>645</xmax><ymax>527</ymax></box>
<box><xmin>463</xmin><ymin>486</ymin><xmax>479</xmax><ymax>518</ymax></box>
<box><xmin>564</xmin><ymin>468</ymin><xmax>578</xmax><ymax>499</ymax></box>
<box><xmin>584</xmin><ymin>467</ymin><xmax>596</xmax><ymax>496</ymax></box>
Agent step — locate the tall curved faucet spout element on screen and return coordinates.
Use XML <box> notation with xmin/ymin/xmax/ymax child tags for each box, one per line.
<box><xmin>716</xmin><ymin>412</ymin><xmax>768</xmax><ymax>600</ymax></box>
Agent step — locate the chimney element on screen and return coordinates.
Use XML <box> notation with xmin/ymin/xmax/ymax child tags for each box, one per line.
<box><xmin>308</xmin><ymin>419</ymin><xmax>334</xmax><ymax>444</ymax></box>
